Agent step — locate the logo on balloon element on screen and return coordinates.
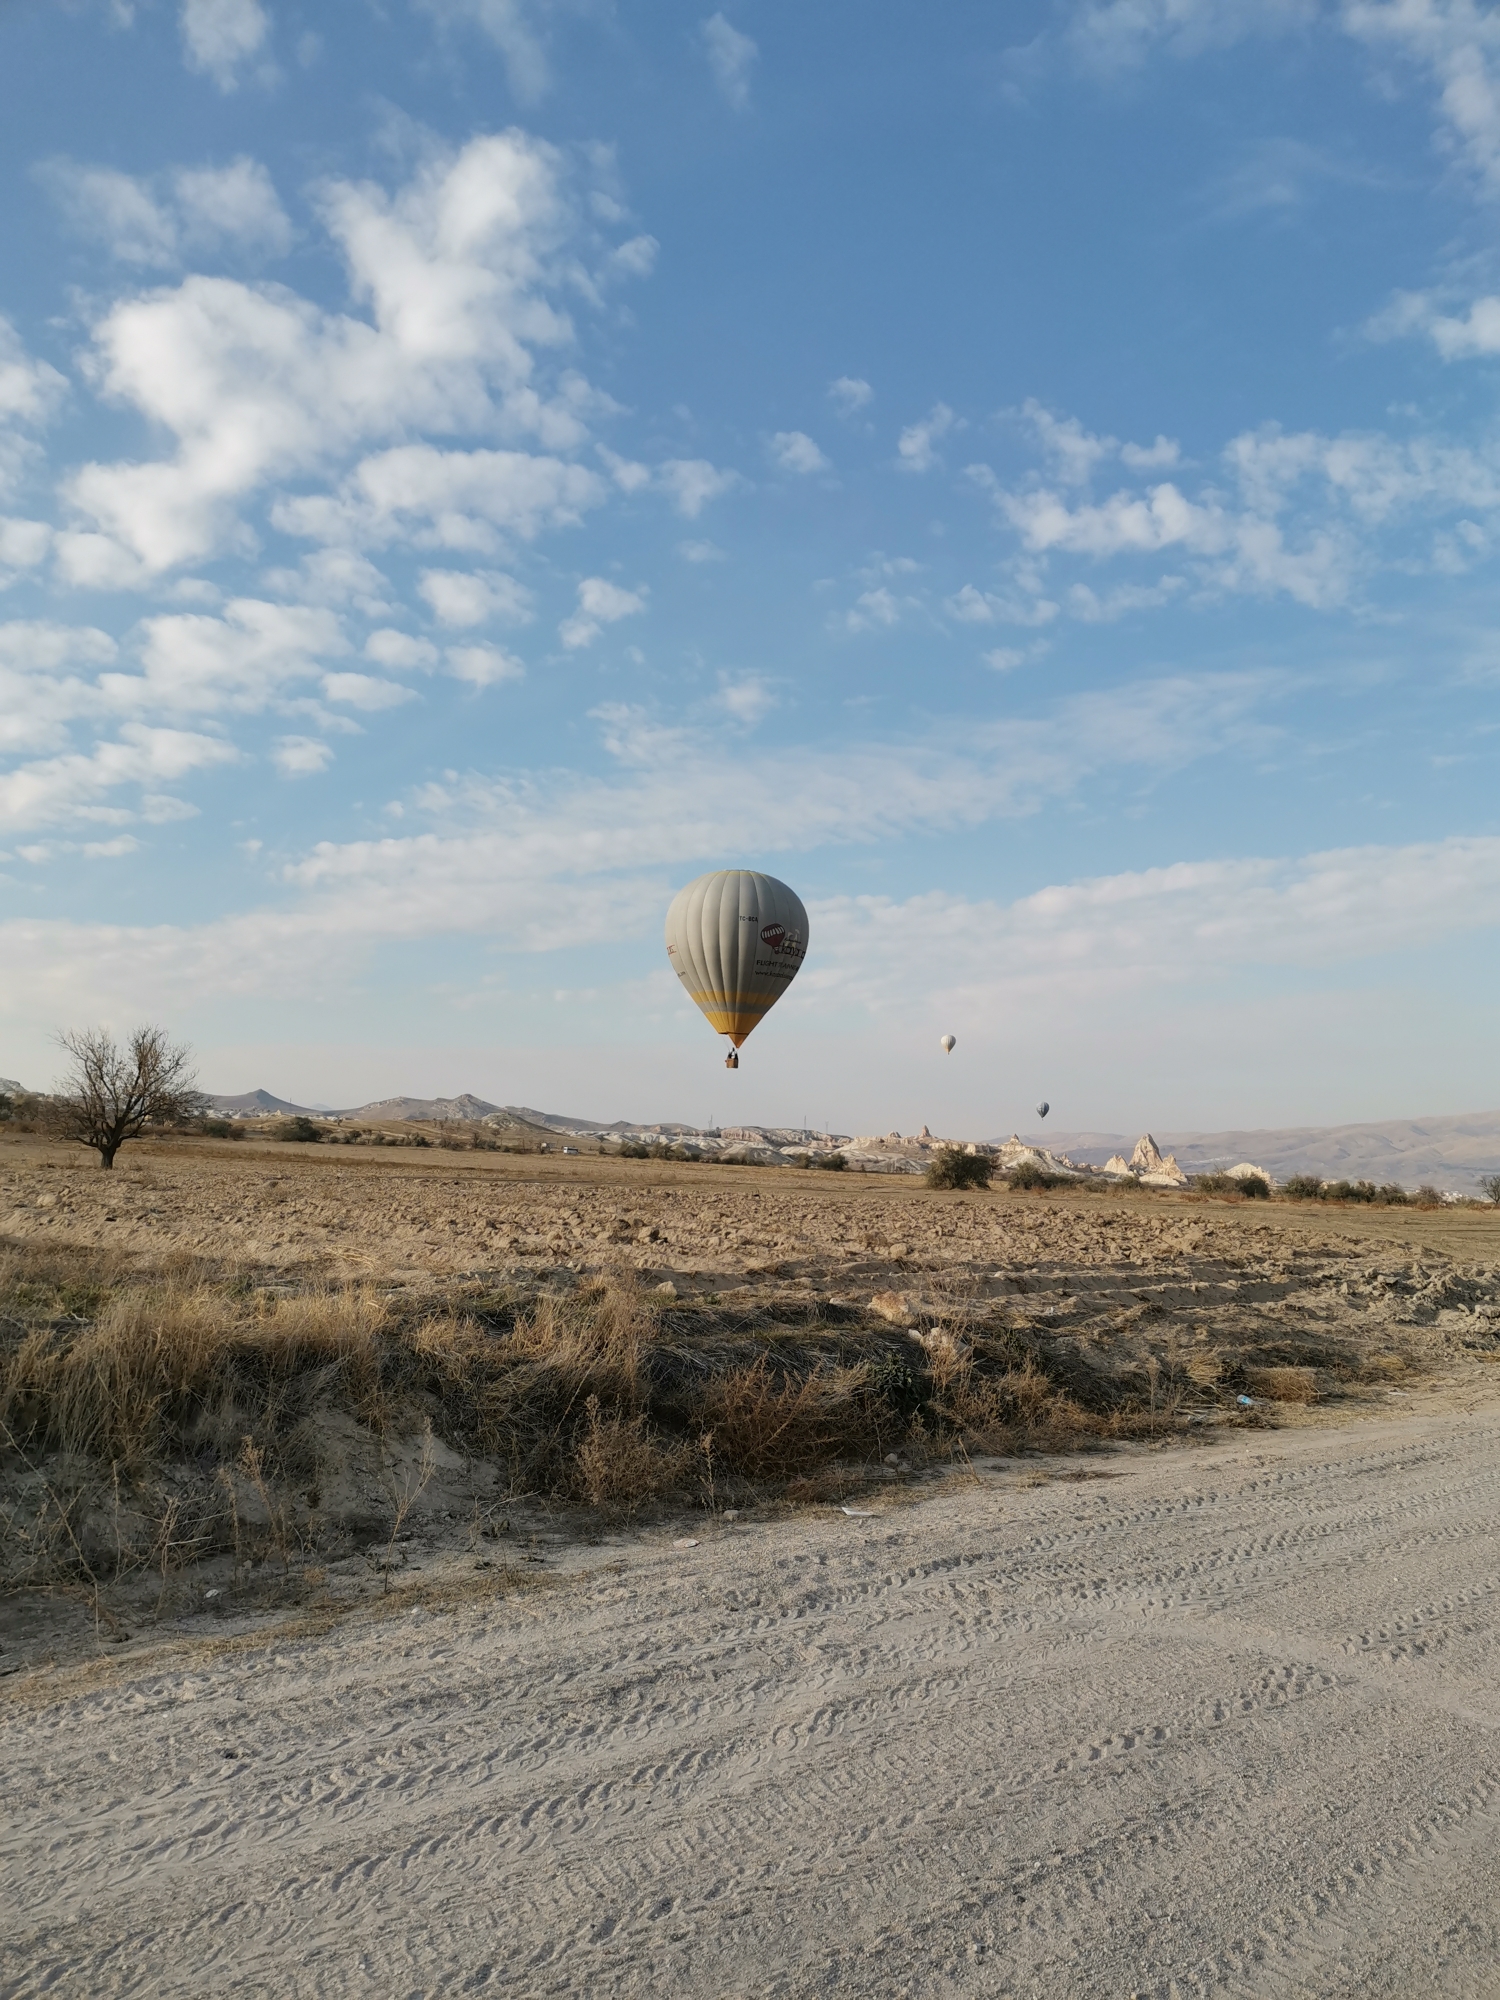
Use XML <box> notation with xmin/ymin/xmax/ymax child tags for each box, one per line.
<box><xmin>759</xmin><ymin>923</ymin><xmax>803</xmax><ymax>958</ymax></box>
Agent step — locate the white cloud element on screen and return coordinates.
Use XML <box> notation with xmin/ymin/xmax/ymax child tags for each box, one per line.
<box><xmin>819</xmin><ymin>833</ymin><xmax>1500</xmax><ymax>1004</ymax></box>
<box><xmin>321</xmin><ymin>672</ymin><xmax>417</xmax><ymax>710</ymax></box>
<box><xmin>40</xmin><ymin>156</ymin><xmax>291</xmax><ymax>267</ymax></box>
<box><xmin>598</xmin><ymin>448</ymin><xmax>740</xmax><ymax>516</ymax></box>
<box><xmin>656</xmin><ymin>457</ymin><xmax>741</xmax><ymax>517</ymax></box>
<box><xmin>678</xmin><ymin>538</ymin><xmax>726</xmax><ymax>562</ymax></box>
<box><xmin>260</xmin><ymin>547</ymin><xmax>393</xmax><ymax>614</ymax></box>
<box><xmin>607</xmin><ymin>235</ymin><xmax>659</xmax><ymax>280</ymax></box>
<box><xmin>1068</xmin><ymin>577</ymin><xmax>1186</xmax><ymax>620</ymax></box>
<box><xmin>1342</xmin><ymin>0</ymin><xmax>1500</xmax><ymax>193</ymax></box>
<box><xmin>271</xmin><ymin>735</ymin><xmax>334</xmax><ymax>777</ymax></box>
<box><xmin>702</xmin><ymin>13</ymin><xmax>758</xmax><ymax>109</ymax></box>
<box><xmin>769</xmin><ymin>430</ymin><xmax>831</xmax><ymax>474</ymax></box>
<box><xmin>1067</xmin><ymin>0</ymin><xmax>1317</xmax><ymax>72</ymax></box>
<box><xmin>717</xmin><ymin>673</ymin><xmax>777</xmax><ymax>724</ymax></box>
<box><xmin>829</xmin><ymin>375</ymin><xmax>873</xmax><ymax>414</ymax></box>
<box><xmin>0</xmin><ymin>317</ymin><xmax>66</xmax><ymax>497</ymax></box>
<box><xmin>63</xmin><ymin>133</ymin><xmax>620</xmax><ymax>577</ymax></box>
<box><xmin>275</xmin><ymin>445</ymin><xmax>605</xmax><ymax>556</ymax></box>
<box><xmin>1067</xmin><ymin>0</ymin><xmax>1500</xmax><ymax>199</ymax></box>
<box><xmin>0</xmin><ymin>518</ymin><xmax>52</xmax><ymax>579</ymax></box>
<box><xmin>416</xmin><ymin>0</ymin><xmax>551</xmax><ymax>101</ymax></box>
<box><xmin>897</xmin><ymin>403</ymin><xmax>955</xmax><ymax>473</ymax></box>
<box><xmin>0</xmin><ymin>623</ymin><xmax>120</xmax><ymax>756</ymax></box>
<box><xmin>0</xmin><ymin>668</ymin><xmax>1291</xmax><ymax>1030</ymax></box>
<box><xmin>1370</xmin><ymin>287</ymin><xmax>1500</xmax><ymax>358</ymax></box>
<box><xmin>180</xmin><ymin>0</ymin><xmax>270</xmax><ymax>90</ymax></box>
<box><xmin>845</xmin><ymin>586</ymin><xmax>905</xmax><ymax>632</ymax></box>
<box><xmin>365</xmin><ymin>629</ymin><xmax>440</xmax><ymax>672</ymax></box>
<box><xmin>560</xmin><ymin>575</ymin><xmax>647</xmax><ymax>648</ymax></box>
<box><xmin>972</xmin><ymin>407</ymin><xmax>1500</xmax><ymax>611</ymax></box>
<box><xmin>418</xmin><ymin>567</ymin><xmax>534</xmax><ymax>626</ymax></box>
<box><xmin>445</xmin><ymin>641</ymin><xmax>525</xmax><ymax>686</ymax></box>
<box><xmin>943</xmin><ymin>582</ymin><xmax>1060</xmax><ymax>627</ymax></box>
<box><xmin>0</xmin><ymin>723</ymin><xmax>237</xmax><ymax>832</ymax></box>
<box><xmin>1019</xmin><ymin>399</ymin><xmax>1116</xmax><ymax>485</ymax></box>
<box><xmin>117</xmin><ymin>599</ymin><xmax>348</xmax><ymax>715</ymax></box>
<box><xmin>1120</xmin><ymin>434</ymin><xmax>1181</xmax><ymax>469</ymax></box>
<box><xmin>982</xmin><ymin>648</ymin><xmax>1028</xmax><ymax>672</ymax></box>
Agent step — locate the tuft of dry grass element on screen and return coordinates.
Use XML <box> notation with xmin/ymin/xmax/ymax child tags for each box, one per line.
<box><xmin>1243</xmin><ymin>1365</ymin><xmax>1319</xmax><ymax>1405</ymax></box>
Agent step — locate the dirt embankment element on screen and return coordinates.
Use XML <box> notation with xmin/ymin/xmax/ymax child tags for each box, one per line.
<box><xmin>3</xmin><ymin>1129</ymin><xmax>1500</xmax><ymax>1672</ymax></box>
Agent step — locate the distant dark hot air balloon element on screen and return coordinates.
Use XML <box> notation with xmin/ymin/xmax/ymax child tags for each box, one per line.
<box><xmin>1035</xmin><ymin>1101</ymin><xmax>1050</xmax><ymax>1119</ymax></box>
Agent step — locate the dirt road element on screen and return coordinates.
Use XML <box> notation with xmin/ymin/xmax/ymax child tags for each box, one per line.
<box><xmin>5</xmin><ymin>1402</ymin><xmax>1500</xmax><ymax>1998</ymax></box>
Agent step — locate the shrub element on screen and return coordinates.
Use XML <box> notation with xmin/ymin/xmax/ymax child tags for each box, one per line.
<box><xmin>1321</xmin><ymin>1179</ymin><xmax>1408</xmax><ymax>1206</ymax></box>
<box><xmin>1478</xmin><ymin>1173</ymin><xmax>1500</xmax><ymax>1206</ymax></box>
<box><xmin>1282</xmin><ymin>1175</ymin><xmax>1324</xmax><ymax>1201</ymax></box>
<box><xmin>1196</xmin><ymin>1172</ymin><xmax>1270</xmax><ymax>1199</ymax></box>
<box><xmin>277</xmin><ymin>1115</ymin><xmax>323</xmax><ymax>1143</ymax></box>
<box><xmin>927</xmin><ymin>1148</ymin><xmax>994</xmax><ymax>1190</ymax></box>
<box><xmin>815</xmin><ymin>1151</ymin><xmax>847</xmax><ymax>1171</ymax></box>
<box><xmin>617</xmin><ymin>1140</ymin><xmax>650</xmax><ymax>1158</ymax></box>
<box><xmin>1005</xmin><ymin>1158</ymin><xmax>1059</xmax><ymax>1191</ymax></box>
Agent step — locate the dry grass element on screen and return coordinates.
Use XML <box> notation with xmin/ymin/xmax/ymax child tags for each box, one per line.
<box><xmin>1</xmin><ymin>1216</ymin><xmax>1349</xmax><ymax>1595</ymax></box>
<box><xmin>1242</xmin><ymin>1365</ymin><xmax>1320</xmax><ymax>1404</ymax></box>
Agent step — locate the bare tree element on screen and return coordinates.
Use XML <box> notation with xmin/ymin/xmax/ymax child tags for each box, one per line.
<box><xmin>53</xmin><ymin>1026</ymin><xmax>205</xmax><ymax>1169</ymax></box>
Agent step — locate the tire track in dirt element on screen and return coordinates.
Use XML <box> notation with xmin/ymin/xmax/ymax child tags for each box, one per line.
<box><xmin>4</xmin><ymin>1410</ymin><xmax>1500</xmax><ymax>1997</ymax></box>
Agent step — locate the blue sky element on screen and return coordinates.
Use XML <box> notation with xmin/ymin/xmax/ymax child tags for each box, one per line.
<box><xmin>4</xmin><ymin>0</ymin><xmax>1500</xmax><ymax>1135</ymax></box>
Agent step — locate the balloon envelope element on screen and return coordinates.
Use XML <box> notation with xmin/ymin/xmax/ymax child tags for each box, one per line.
<box><xmin>940</xmin><ymin>1034</ymin><xmax>956</xmax><ymax>1054</ymax></box>
<box><xmin>1035</xmin><ymin>1101</ymin><xmax>1050</xmax><ymax>1119</ymax></box>
<box><xmin>665</xmin><ymin>870</ymin><xmax>809</xmax><ymax>1049</ymax></box>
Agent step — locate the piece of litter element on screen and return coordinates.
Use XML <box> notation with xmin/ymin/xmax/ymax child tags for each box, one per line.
<box><xmin>672</xmin><ymin>1537</ymin><xmax>699</xmax><ymax>1549</ymax></box>
<box><xmin>722</xmin><ymin>1509</ymin><xmax>739</xmax><ymax>1522</ymax></box>
<box><xmin>841</xmin><ymin>1507</ymin><xmax>877</xmax><ymax>1518</ymax></box>
<box><xmin>203</xmin><ymin>1589</ymin><xmax>221</xmax><ymax>1600</ymax></box>
<box><xmin>1237</xmin><ymin>1395</ymin><xmax>1256</xmax><ymax>1407</ymax></box>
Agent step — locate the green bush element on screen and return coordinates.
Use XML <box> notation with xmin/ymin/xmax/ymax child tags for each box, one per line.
<box><xmin>1321</xmin><ymin>1179</ymin><xmax>1408</xmax><ymax>1206</ymax></box>
<box><xmin>1282</xmin><ymin>1175</ymin><xmax>1324</xmax><ymax>1201</ymax></box>
<box><xmin>815</xmin><ymin>1152</ymin><xmax>847</xmax><ymax>1171</ymax></box>
<box><xmin>927</xmin><ymin>1149</ymin><xmax>994</xmax><ymax>1190</ymax></box>
<box><xmin>1196</xmin><ymin>1172</ymin><xmax>1269</xmax><ymax>1199</ymax></box>
<box><xmin>1006</xmin><ymin>1158</ymin><xmax>1061</xmax><ymax>1191</ymax></box>
<box><xmin>198</xmin><ymin>1116</ymin><xmax>244</xmax><ymax>1140</ymax></box>
<box><xmin>277</xmin><ymin>1115</ymin><xmax>324</xmax><ymax>1143</ymax></box>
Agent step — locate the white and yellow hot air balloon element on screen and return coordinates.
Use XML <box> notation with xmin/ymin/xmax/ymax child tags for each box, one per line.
<box><xmin>940</xmin><ymin>1034</ymin><xmax>956</xmax><ymax>1055</ymax></box>
<box><xmin>665</xmin><ymin>870</ymin><xmax>808</xmax><ymax>1068</ymax></box>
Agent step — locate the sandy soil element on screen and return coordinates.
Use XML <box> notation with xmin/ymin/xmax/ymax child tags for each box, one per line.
<box><xmin>3</xmin><ymin>1400</ymin><xmax>1499</xmax><ymax>1998</ymax></box>
<box><xmin>5</xmin><ymin>1134</ymin><xmax>1500</xmax><ymax>1995</ymax></box>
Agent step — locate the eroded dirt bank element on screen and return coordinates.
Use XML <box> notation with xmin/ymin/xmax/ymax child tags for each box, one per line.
<box><xmin>5</xmin><ymin>1404</ymin><xmax>1500</xmax><ymax>1998</ymax></box>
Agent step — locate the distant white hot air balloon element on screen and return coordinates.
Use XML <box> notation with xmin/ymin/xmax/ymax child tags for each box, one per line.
<box><xmin>1035</xmin><ymin>1101</ymin><xmax>1050</xmax><ymax>1119</ymax></box>
<box><xmin>665</xmin><ymin>870</ymin><xmax>808</xmax><ymax>1069</ymax></box>
<box><xmin>940</xmin><ymin>1034</ymin><xmax>956</xmax><ymax>1055</ymax></box>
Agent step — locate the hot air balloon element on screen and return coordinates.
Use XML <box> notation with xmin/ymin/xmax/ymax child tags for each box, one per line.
<box><xmin>665</xmin><ymin>870</ymin><xmax>808</xmax><ymax>1068</ymax></box>
<box><xmin>1035</xmin><ymin>1101</ymin><xmax>1050</xmax><ymax>1119</ymax></box>
<box><xmin>940</xmin><ymin>1034</ymin><xmax>956</xmax><ymax>1055</ymax></box>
